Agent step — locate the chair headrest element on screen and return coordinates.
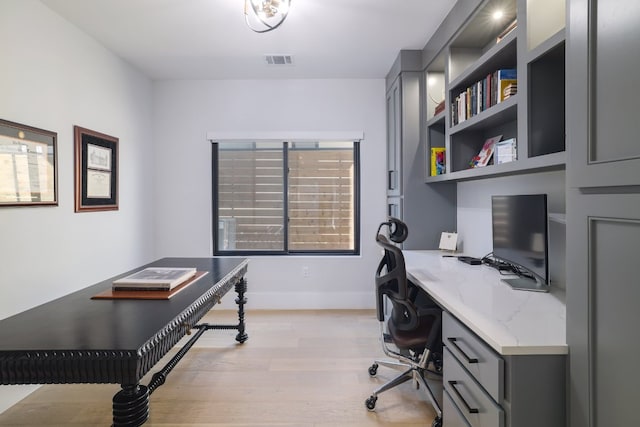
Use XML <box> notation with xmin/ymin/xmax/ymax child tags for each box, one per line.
<box><xmin>376</xmin><ymin>217</ymin><xmax>409</xmax><ymax>243</ymax></box>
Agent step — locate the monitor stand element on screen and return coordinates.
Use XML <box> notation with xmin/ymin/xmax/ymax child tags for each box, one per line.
<box><xmin>501</xmin><ymin>277</ymin><xmax>549</xmax><ymax>293</ymax></box>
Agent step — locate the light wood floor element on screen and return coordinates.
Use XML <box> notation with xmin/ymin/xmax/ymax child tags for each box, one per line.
<box><xmin>0</xmin><ymin>310</ymin><xmax>438</xmax><ymax>426</ymax></box>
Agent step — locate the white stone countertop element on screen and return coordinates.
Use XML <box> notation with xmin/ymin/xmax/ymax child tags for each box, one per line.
<box><xmin>404</xmin><ymin>250</ymin><xmax>567</xmax><ymax>356</ymax></box>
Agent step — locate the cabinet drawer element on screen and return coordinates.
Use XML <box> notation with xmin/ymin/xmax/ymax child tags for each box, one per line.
<box><xmin>444</xmin><ymin>348</ymin><xmax>504</xmax><ymax>427</ymax></box>
<box><xmin>443</xmin><ymin>312</ymin><xmax>504</xmax><ymax>403</ymax></box>
<box><xmin>444</xmin><ymin>389</ymin><xmax>472</xmax><ymax>427</ymax></box>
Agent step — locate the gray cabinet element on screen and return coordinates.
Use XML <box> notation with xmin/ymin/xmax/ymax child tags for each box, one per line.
<box><xmin>443</xmin><ymin>312</ymin><xmax>565</xmax><ymax>427</ymax></box>
<box><xmin>566</xmin><ymin>0</ymin><xmax>640</xmax><ymax>189</ymax></box>
<box><xmin>386</xmin><ymin>77</ymin><xmax>402</xmax><ymax>196</ymax></box>
<box><xmin>566</xmin><ymin>0</ymin><xmax>640</xmax><ymax>426</ymax></box>
<box><xmin>385</xmin><ymin>52</ymin><xmax>456</xmax><ymax>250</ymax></box>
<box><xmin>443</xmin><ymin>313</ymin><xmax>505</xmax><ymax>427</ymax></box>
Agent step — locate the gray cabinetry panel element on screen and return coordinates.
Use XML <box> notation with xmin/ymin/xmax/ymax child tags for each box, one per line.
<box><xmin>567</xmin><ymin>0</ymin><xmax>640</xmax><ymax>425</ymax></box>
<box><xmin>502</xmin><ymin>354</ymin><xmax>566</xmax><ymax>427</ymax></box>
<box><xmin>386</xmin><ymin>77</ymin><xmax>402</xmax><ymax>196</ymax></box>
<box><xmin>567</xmin><ymin>191</ymin><xmax>640</xmax><ymax>427</ymax></box>
<box><xmin>592</xmin><ymin>2</ymin><xmax>640</xmax><ymax>162</ymax></box>
<box><xmin>590</xmin><ymin>216</ymin><xmax>640</xmax><ymax>426</ymax></box>
<box><xmin>567</xmin><ymin>0</ymin><xmax>640</xmax><ymax>188</ymax></box>
<box><xmin>385</xmin><ymin>54</ymin><xmax>456</xmax><ymax>249</ymax></box>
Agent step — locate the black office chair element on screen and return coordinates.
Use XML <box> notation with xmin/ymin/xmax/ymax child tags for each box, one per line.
<box><xmin>365</xmin><ymin>218</ymin><xmax>443</xmax><ymax>427</ymax></box>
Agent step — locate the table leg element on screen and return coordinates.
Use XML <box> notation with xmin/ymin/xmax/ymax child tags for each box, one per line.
<box><xmin>112</xmin><ymin>383</ymin><xmax>149</xmax><ymax>427</ymax></box>
<box><xmin>235</xmin><ymin>277</ymin><xmax>248</xmax><ymax>343</ymax></box>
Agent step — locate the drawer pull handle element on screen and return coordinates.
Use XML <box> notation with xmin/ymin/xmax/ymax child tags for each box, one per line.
<box><xmin>448</xmin><ymin>380</ymin><xmax>479</xmax><ymax>414</ymax></box>
<box><xmin>447</xmin><ymin>337</ymin><xmax>478</xmax><ymax>364</ymax></box>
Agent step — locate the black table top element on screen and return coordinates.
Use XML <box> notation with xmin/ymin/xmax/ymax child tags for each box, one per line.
<box><xmin>0</xmin><ymin>257</ymin><xmax>246</xmax><ymax>353</ymax></box>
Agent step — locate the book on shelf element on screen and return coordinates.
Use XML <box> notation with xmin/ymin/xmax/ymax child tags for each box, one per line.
<box><xmin>503</xmin><ymin>83</ymin><xmax>517</xmax><ymax>100</ymax></box>
<box><xmin>450</xmin><ymin>68</ymin><xmax>517</xmax><ymax>125</ymax></box>
<box><xmin>434</xmin><ymin>100</ymin><xmax>445</xmax><ymax>115</ymax></box>
<box><xmin>112</xmin><ymin>267</ymin><xmax>197</xmax><ymax>291</ymax></box>
<box><xmin>470</xmin><ymin>135</ymin><xmax>502</xmax><ymax>168</ymax></box>
<box><xmin>495</xmin><ymin>138</ymin><xmax>517</xmax><ymax>164</ymax></box>
<box><xmin>496</xmin><ymin>19</ymin><xmax>517</xmax><ymax>43</ymax></box>
<box><xmin>430</xmin><ymin>147</ymin><xmax>446</xmax><ymax>176</ymax></box>
<box><xmin>496</xmin><ymin>69</ymin><xmax>517</xmax><ymax>103</ymax></box>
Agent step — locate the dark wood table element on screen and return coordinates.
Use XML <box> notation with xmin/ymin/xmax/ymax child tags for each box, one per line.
<box><xmin>0</xmin><ymin>257</ymin><xmax>248</xmax><ymax>426</ymax></box>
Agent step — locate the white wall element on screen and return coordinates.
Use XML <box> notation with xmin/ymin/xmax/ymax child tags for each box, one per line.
<box><xmin>0</xmin><ymin>0</ymin><xmax>155</xmax><ymax>412</ymax></box>
<box><xmin>153</xmin><ymin>79</ymin><xmax>387</xmax><ymax>309</ymax></box>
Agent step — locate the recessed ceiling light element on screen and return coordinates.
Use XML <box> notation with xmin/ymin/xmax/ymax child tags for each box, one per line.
<box><xmin>493</xmin><ymin>10</ymin><xmax>504</xmax><ymax>20</ymax></box>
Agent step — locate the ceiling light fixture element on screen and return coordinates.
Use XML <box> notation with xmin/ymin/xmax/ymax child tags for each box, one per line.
<box><xmin>244</xmin><ymin>0</ymin><xmax>291</xmax><ymax>33</ymax></box>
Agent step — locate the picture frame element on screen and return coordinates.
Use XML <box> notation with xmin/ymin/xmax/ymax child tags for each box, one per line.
<box><xmin>74</xmin><ymin>126</ymin><xmax>119</xmax><ymax>212</ymax></box>
<box><xmin>0</xmin><ymin>119</ymin><xmax>58</xmax><ymax>207</ymax></box>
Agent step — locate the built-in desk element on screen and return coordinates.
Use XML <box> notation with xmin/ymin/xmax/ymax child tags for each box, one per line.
<box><xmin>0</xmin><ymin>257</ymin><xmax>248</xmax><ymax>427</ymax></box>
<box><xmin>404</xmin><ymin>251</ymin><xmax>566</xmax><ymax>427</ymax></box>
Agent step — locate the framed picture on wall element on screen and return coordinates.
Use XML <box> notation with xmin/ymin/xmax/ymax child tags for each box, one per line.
<box><xmin>0</xmin><ymin>119</ymin><xmax>58</xmax><ymax>207</ymax></box>
<box><xmin>74</xmin><ymin>125</ymin><xmax>119</xmax><ymax>212</ymax></box>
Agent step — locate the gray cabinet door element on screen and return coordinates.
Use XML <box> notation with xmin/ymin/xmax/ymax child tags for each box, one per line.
<box><xmin>567</xmin><ymin>0</ymin><xmax>640</xmax><ymax>188</ymax></box>
<box><xmin>386</xmin><ymin>77</ymin><xmax>402</xmax><ymax>196</ymax></box>
<box><xmin>566</xmin><ymin>192</ymin><xmax>640</xmax><ymax>427</ymax></box>
<box><xmin>567</xmin><ymin>1</ymin><xmax>640</xmax><ymax>426</ymax></box>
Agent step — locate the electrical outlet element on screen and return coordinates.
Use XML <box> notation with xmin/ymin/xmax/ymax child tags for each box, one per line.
<box><xmin>302</xmin><ymin>266</ymin><xmax>310</xmax><ymax>278</ymax></box>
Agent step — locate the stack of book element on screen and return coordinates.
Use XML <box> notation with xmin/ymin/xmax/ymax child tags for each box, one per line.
<box><xmin>450</xmin><ymin>68</ymin><xmax>517</xmax><ymax>126</ymax></box>
<box><xmin>112</xmin><ymin>267</ymin><xmax>197</xmax><ymax>292</ymax></box>
<box><xmin>502</xmin><ymin>83</ymin><xmax>517</xmax><ymax>101</ymax></box>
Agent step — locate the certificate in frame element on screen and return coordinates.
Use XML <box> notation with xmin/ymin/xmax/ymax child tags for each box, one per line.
<box><xmin>74</xmin><ymin>126</ymin><xmax>118</xmax><ymax>212</ymax></box>
<box><xmin>0</xmin><ymin>119</ymin><xmax>58</xmax><ymax>207</ymax></box>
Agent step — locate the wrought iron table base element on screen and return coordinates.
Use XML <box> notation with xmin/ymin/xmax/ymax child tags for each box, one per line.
<box><xmin>112</xmin><ymin>278</ymin><xmax>248</xmax><ymax>427</ymax></box>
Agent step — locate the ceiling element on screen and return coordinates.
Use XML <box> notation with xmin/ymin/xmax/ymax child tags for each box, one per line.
<box><xmin>41</xmin><ymin>0</ymin><xmax>456</xmax><ymax>81</ymax></box>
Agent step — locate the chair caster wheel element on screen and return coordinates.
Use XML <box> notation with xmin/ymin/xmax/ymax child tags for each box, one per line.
<box><xmin>432</xmin><ymin>416</ymin><xmax>442</xmax><ymax>427</ymax></box>
<box><xmin>368</xmin><ymin>363</ymin><xmax>378</xmax><ymax>376</ymax></box>
<box><xmin>365</xmin><ymin>395</ymin><xmax>377</xmax><ymax>411</ymax></box>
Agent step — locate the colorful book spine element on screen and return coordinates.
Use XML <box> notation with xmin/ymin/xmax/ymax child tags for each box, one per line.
<box><xmin>430</xmin><ymin>147</ymin><xmax>446</xmax><ymax>176</ymax></box>
<box><xmin>450</xmin><ymin>68</ymin><xmax>517</xmax><ymax>126</ymax></box>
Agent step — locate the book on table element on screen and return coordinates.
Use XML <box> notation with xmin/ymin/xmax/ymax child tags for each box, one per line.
<box><xmin>112</xmin><ymin>267</ymin><xmax>197</xmax><ymax>291</ymax></box>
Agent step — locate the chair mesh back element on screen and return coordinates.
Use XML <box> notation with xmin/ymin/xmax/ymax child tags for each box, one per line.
<box><xmin>375</xmin><ymin>234</ymin><xmax>418</xmax><ymax>330</ymax></box>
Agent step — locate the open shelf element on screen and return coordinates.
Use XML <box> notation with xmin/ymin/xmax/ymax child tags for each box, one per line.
<box><xmin>450</xmin><ymin>95</ymin><xmax>518</xmax><ymax>135</ymax></box>
<box><xmin>527</xmin><ymin>28</ymin><xmax>565</xmax><ymax>64</ymax></box>
<box><xmin>528</xmin><ymin>41</ymin><xmax>565</xmax><ymax>157</ymax></box>
<box><xmin>427</xmin><ymin>111</ymin><xmax>445</xmax><ymax>128</ymax></box>
<box><xmin>421</xmin><ymin>0</ymin><xmax>566</xmax><ymax>184</ymax></box>
<box><xmin>425</xmin><ymin>151</ymin><xmax>565</xmax><ymax>183</ymax></box>
<box><xmin>450</xmin><ymin>31</ymin><xmax>518</xmax><ymax>91</ymax></box>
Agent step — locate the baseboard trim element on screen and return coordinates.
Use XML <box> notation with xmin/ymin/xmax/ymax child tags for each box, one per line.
<box><xmin>216</xmin><ymin>291</ymin><xmax>374</xmax><ymax>310</ymax></box>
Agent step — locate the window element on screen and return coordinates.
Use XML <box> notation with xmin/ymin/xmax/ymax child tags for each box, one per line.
<box><xmin>213</xmin><ymin>140</ymin><xmax>360</xmax><ymax>255</ymax></box>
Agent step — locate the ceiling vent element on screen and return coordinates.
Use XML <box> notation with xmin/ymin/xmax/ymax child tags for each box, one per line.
<box><xmin>265</xmin><ymin>55</ymin><xmax>294</xmax><ymax>65</ymax></box>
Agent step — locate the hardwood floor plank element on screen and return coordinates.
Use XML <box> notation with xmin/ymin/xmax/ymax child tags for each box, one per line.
<box><xmin>0</xmin><ymin>310</ymin><xmax>437</xmax><ymax>426</ymax></box>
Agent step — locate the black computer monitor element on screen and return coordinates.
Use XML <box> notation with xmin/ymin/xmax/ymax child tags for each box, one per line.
<box><xmin>491</xmin><ymin>194</ymin><xmax>549</xmax><ymax>292</ymax></box>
